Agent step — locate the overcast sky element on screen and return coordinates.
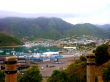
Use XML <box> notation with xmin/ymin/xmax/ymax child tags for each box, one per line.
<box><xmin>0</xmin><ymin>0</ymin><xmax>110</xmax><ymax>24</ymax></box>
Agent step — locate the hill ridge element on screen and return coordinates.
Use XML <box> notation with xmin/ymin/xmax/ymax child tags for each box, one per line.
<box><xmin>0</xmin><ymin>17</ymin><xmax>110</xmax><ymax>40</ymax></box>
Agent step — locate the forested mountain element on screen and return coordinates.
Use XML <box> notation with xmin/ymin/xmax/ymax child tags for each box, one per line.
<box><xmin>97</xmin><ymin>24</ymin><xmax>110</xmax><ymax>38</ymax></box>
<box><xmin>0</xmin><ymin>17</ymin><xmax>73</xmax><ymax>40</ymax></box>
<box><xmin>0</xmin><ymin>17</ymin><xmax>110</xmax><ymax>40</ymax></box>
<box><xmin>67</xmin><ymin>23</ymin><xmax>108</xmax><ymax>38</ymax></box>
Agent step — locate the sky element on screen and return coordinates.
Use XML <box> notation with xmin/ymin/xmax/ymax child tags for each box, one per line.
<box><xmin>0</xmin><ymin>0</ymin><xmax>110</xmax><ymax>24</ymax></box>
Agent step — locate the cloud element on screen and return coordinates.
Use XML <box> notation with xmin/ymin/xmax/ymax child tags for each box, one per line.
<box><xmin>0</xmin><ymin>0</ymin><xmax>109</xmax><ymax>14</ymax></box>
<box><xmin>0</xmin><ymin>0</ymin><xmax>110</xmax><ymax>24</ymax></box>
<box><xmin>0</xmin><ymin>11</ymin><xmax>77</xmax><ymax>18</ymax></box>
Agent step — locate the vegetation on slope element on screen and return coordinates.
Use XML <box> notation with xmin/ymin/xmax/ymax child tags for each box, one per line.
<box><xmin>0</xmin><ymin>17</ymin><xmax>73</xmax><ymax>40</ymax></box>
<box><xmin>0</xmin><ymin>17</ymin><xmax>110</xmax><ymax>40</ymax></box>
<box><xmin>67</xmin><ymin>23</ymin><xmax>106</xmax><ymax>38</ymax></box>
<box><xmin>0</xmin><ymin>33</ymin><xmax>23</xmax><ymax>46</ymax></box>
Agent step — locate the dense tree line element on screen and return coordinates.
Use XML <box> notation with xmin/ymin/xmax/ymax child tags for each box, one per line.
<box><xmin>18</xmin><ymin>65</ymin><xmax>42</xmax><ymax>82</ymax></box>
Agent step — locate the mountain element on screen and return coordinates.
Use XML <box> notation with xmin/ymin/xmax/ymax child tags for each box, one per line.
<box><xmin>0</xmin><ymin>17</ymin><xmax>110</xmax><ymax>40</ymax></box>
<box><xmin>0</xmin><ymin>17</ymin><xmax>73</xmax><ymax>40</ymax></box>
<box><xmin>67</xmin><ymin>23</ymin><xmax>107</xmax><ymax>38</ymax></box>
<box><xmin>0</xmin><ymin>33</ymin><xmax>23</xmax><ymax>46</ymax></box>
<box><xmin>97</xmin><ymin>24</ymin><xmax>110</xmax><ymax>38</ymax></box>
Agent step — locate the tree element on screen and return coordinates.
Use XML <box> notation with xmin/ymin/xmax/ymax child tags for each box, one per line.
<box><xmin>66</xmin><ymin>59</ymin><xmax>86</xmax><ymax>82</ymax></box>
<box><xmin>18</xmin><ymin>65</ymin><xmax>42</xmax><ymax>82</ymax></box>
<box><xmin>48</xmin><ymin>70</ymin><xmax>68</xmax><ymax>82</ymax></box>
<box><xmin>79</xmin><ymin>55</ymin><xmax>87</xmax><ymax>62</ymax></box>
<box><xmin>103</xmin><ymin>64</ymin><xmax>110</xmax><ymax>82</ymax></box>
<box><xmin>0</xmin><ymin>70</ymin><xmax>5</xmax><ymax>82</ymax></box>
<box><xmin>95</xmin><ymin>44</ymin><xmax>109</xmax><ymax>65</ymax></box>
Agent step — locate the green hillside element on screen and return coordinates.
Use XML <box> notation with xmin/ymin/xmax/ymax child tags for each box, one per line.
<box><xmin>67</xmin><ymin>23</ymin><xmax>106</xmax><ymax>38</ymax></box>
<box><xmin>0</xmin><ymin>33</ymin><xmax>23</xmax><ymax>46</ymax></box>
<box><xmin>0</xmin><ymin>17</ymin><xmax>110</xmax><ymax>40</ymax></box>
<box><xmin>0</xmin><ymin>17</ymin><xmax>73</xmax><ymax>40</ymax></box>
